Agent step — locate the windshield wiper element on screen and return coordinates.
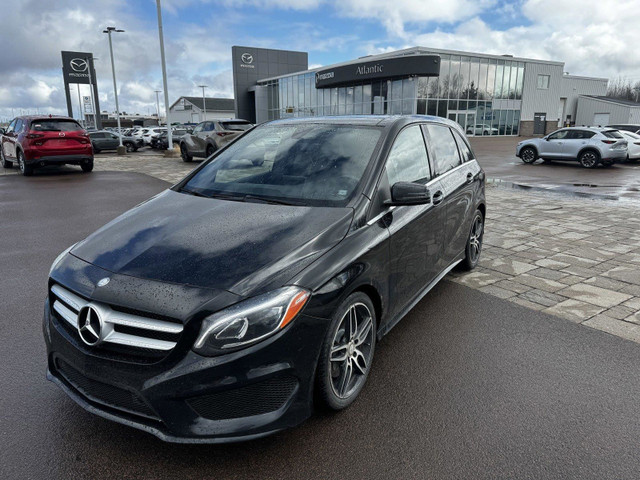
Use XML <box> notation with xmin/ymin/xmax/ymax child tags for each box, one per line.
<box><xmin>180</xmin><ymin>188</ymin><xmax>211</xmax><ymax>198</ymax></box>
<box><xmin>243</xmin><ymin>194</ymin><xmax>306</xmax><ymax>206</ymax></box>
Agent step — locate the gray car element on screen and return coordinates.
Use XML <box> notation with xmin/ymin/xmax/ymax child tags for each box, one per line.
<box><xmin>89</xmin><ymin>131</ymin><xmax>141</xmax><ymax>153</ymax></box>
<box><xmin>179</xmin><ymin>119</ymin><xmax>252</xmax><ymax>162</ymax></box>
<box><xmin>516</xmin><ymin>127</ymin><xmax>628</xmax><ymax>168</ymax></box>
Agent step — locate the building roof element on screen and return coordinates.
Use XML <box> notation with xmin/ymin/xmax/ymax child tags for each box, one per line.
<box><xmin>580</xmin><ymin>95</ymin><xmax>640</xmax><ymax>108</ymax></box>
<box><xmin>170</xmin><ymin>96</ymin><xmax>235</xmax><ymax>111</ymax></box>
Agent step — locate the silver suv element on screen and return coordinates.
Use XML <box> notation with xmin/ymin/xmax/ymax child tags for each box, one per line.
<box><xmin>179</xmin><ymin>119</ymin><xmax>253</xmax><ymax>163</ymax></box>
<box><xmin>516</xmin><ymin>127</ymin><xmax>628</xmax><ymax>168</ymax></box>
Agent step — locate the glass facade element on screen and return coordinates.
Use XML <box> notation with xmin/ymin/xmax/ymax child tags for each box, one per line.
<box><xmin>258</xmin><ymin>53</ymin><xmax>526</xmax><ymax>135</ymax></box>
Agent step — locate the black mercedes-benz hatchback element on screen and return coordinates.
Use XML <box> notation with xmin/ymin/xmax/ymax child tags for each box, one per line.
<box><xmin>44</xmin><ymin>115</ymin><xmax>485</xmax><ymax>443</ymax></box>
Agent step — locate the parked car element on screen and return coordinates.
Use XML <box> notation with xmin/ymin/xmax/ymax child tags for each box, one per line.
<box><xmin>150</xmin><ymin>128</ymin><xmax>191</xmax><ymax>149</ymax></box>
<box><xmin>180</xmin><ymin>119</ymin><xmax>253</xmax><ymax>162</ymax></box>
<box><xmin>89</xmin><ymin>130</ymin><xmax>142</xmax><ymax>153</ymax></box>
<box><xmin>142</xmin><ymin>127</ymin><xmax>166</xmax><ymax>145</ymax></box>
<box><xmin>619</xmin><ymin>130</ymin><xmax>640</xmax><ymax>161</ymax></box>
<box><xmin>466</xmin><ymin>124</ymin><xmax>499</xmax><ymax>136</ymax></box>
<box><xmin>606</xmin><ymin>124</ymin><xmax>640</xmax><ymax>134</ymax></box>
<box><xmin>1</xmin><ymin>115</ymin><xmax>93</xmax><ymax>176</ymax></box>
<box><xmin>516</xmin><ymin>127</ymin><xmax>628</xmax><ymax>168</ymax></box>
<box><xmin>45</xmin><ymin>115</ymin><xmax>485</xmax><ymax>443</ymax></box>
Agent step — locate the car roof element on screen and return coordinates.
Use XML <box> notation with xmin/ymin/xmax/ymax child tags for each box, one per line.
<box><xmin>558</xmin><ymin>126</ymin><xmax>619</xmax><ymax>132</ymax></box>
<box><xmin>266</xmin><ymin>115</ymin><xmax>463</xmax><ymax>131</ymax></box>
<box><xmin>16</xmin><ymin>115</ymin><xmax>77</xmax><ymax>122</ymax></box>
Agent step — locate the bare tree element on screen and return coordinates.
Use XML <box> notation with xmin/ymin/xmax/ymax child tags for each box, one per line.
<box><xmin>607</xmin><ymin>77</ymin><xmax>640</xmax><ymax>102</ymax></box>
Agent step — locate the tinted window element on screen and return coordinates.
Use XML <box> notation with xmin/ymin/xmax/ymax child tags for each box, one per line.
<box><xmin>426</xmin><ymin>124</ymin><xmax>462</xmax><ymax>175</ymax></box>
<box><xmin>603</xmin><ymin>130</ymin><xmax>624</xmax><ymax>139</ymax></box>
<box><xmin>15</xmin><ymin>120</ymin><xmax>24</xmax><ymax>133</ymax></box>
<box><xmin>566</xmin><ymin>130</ymin><xmax>595</xmax><ymax>139</ymax></box>
<box><xmin>183</xmin><ymin>124</ymin><xmax>382</xmax><ymax>207</ymax></box>
<box><xmin>548</xmin><ymin>130</ymin><xmax>569</xmax><ymax>140</ymax></box>
<box><xmin>30</xmin><ymin>119</ymin><xmax>82</xmax><ymax>132</ymax></box>
<box><xmin>203</xmin><ymin>122</ymin><xmax>215</xmax><ymax>132</ymax></box>
<box><xmin>452</xmin><ymin>130</ymin><xmax>474</xmax><ymax>162</ymax></box>
<box><xmin>385</xmin><ymin>125</ymin><xmax>430</xmax><ymax>185</ymax></box>
<box><xmin>90</xmin><ymin>132</ymin><xmax>105</xmax><ymax>139</ymax></box>
<box><xmin>220</xmin><ymin>121</ymin><xmax>252</xmax><ymax>132</ymax></box>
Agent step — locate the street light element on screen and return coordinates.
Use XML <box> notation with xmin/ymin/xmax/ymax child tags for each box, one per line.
<box><xmin>198</xmin><ymin>84</ymin><xmax>208</xmax><ymax>121</ymax></box>
<box><xmin>156</xmin><ymin>0</ymin><xmax>172</xmax><ymax>151</ymax></box>
<box><xmin>103</xmin><ymin>26</ymin><xmax>125</xmax><ymax>153</ymax></box>
<box><xmin>154</xmin><ymin>90</ymin><xmax>162</xmax><ymax>120</ymax></box>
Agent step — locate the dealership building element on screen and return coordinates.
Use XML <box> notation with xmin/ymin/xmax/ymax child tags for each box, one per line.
<box><xmin>232</xmin><ymin>46</ymin><xmax>608</xmax><ymax>136</ymax></box>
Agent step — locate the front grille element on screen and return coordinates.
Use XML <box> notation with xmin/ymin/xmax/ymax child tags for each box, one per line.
<box><xmin>55</xmin><ymin>359</ymin><xmax>159</xmax><ymax>421</ymax></box>
<box><xmin>187</xmin><ymin>376</ymin><xmax>298</xmax><ymax>420</ymax></box>
<box><xmin>50</xmin><ymin>283</ymin><xmax>183</xmax><ymax>362</ymax></box>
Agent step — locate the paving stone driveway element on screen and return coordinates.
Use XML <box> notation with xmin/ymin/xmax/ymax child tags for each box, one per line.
<box><xmin>5</xmin><ymin>149</ymin><xmax>640</xmax><ymax>344</ymax></box>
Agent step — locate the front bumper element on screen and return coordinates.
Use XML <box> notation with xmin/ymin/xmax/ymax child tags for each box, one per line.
<box><xmin>44</xmin><ymin>297</ymin><xmax>329</xmax><ymax>443</ymax></box>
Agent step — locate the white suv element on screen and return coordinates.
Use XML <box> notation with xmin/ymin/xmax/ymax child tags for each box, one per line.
<box><xmin>516</xmin><ymin>127</ymin><xmax>628</xmax><ymax>168</ymax></box>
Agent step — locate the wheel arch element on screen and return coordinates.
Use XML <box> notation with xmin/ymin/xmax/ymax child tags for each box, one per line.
<box><xmin>520</xmin><ymin>144</ymin><xmax>538</xmax><ymax>157</ymax></box>
<box><xmin>577</xmin><ymin>146</ymin><xmax>600</xmax><ymax>160</ymax></box>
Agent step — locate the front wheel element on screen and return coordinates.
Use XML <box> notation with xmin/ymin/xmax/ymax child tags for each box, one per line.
<box><xmin>579</xmin><ymin>150</ymin><xmax>600</xmax><ymax>168</ymax></box>
<box><xmin>124</xmin><ymin>142</ymin><xmax>135</xmax><ymax>153</ymax></box>
<box><xmin>180</xmin><ymin>144</ymin><xmax>192</xmax><ymax>163</ymax></box>
<box><xmin>1</xmin><ymin>147</ymin><xmax>12</xmax><ymax>168</ymax></box>
<box><xmin>81</xmin><ymin>161</ymin><xmax>94</xmax><ymax>173</ymax></box>
<box><xmin>206</xmin><ymin>144</ymin><xmax>216</xmax><ymax>157</ymax></box>
<box><xmin>461</xmin><ymin>210</ymin><xmax>484</xmax><ymax>270</ymax></box>
<box><xmin>316</xmin><ymin>292</ymin><xmax>376</xmax><ymax>411</ymax></box>
<box><xmin>520</xmin><ymin>147</ymin><xmax>537</xmax><ymax>164</ymax></box>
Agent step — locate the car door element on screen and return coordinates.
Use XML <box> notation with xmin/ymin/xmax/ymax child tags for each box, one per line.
<box><xmin>383</xmin><ymin>124</ymin><xmax>445</xmax><ymax>320</ymax></box>
<box><xmin>185</xmin><ymin>122</ymin><xmax>205</xmax><ymax>154</ymax></box>
<box><xmin>540</xmin><ymin>129</ymin><xmax>569</xmax><ymax>158</ymax></box>
<box><xmin>424</xmin><ymin>124</ymin><xmax>480</xmax><ymax>270</ymax></box>
<box><xmin>2</xmin><ymin>119</ymin><xmax>17</xmax><ymax>159</ymax></box>
<box><xmin>107</xmin><ymin>133</ymin><xmax>120</xmax><ymax>149</ymax></box>
<box><xmin>563</xmin><ymin>129</ymin><xmax>595</xmax><ymax>158</ymax></box>
<box><xmin>198</xmin><ymin>122</ymin><xmax>215</xmax><ymax>152</ymax></box>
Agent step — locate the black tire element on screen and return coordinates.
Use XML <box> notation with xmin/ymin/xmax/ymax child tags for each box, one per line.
<box><xmin>520</xmin><ymin>147</ymin><xmax>537</xmax><ymax>164</ymax></box>
<box><xmin>602</xmin><ymin>160</ymin><xmax>614</xmax><ymax>167</ymax></box>
<box><xmin>1</xmin><ymin>148</ymin><xmax>12</xmax><ymax>168</ymax></box>
<box><xmin>316</xmin><ymin>291</ymin><xmax>376</xmax><ymax>411</ymax></box>
<box><xmin>542</xmin><ymin>159</ymin><xmax>552</xmax><ymax>164</ymax></box>
<box><xmin>81</xmin><ymin>161</ymin><xmax>94</xmax><ymax>173</ymax></box>
<box><xmin>483</xmin><ymin>130</ymin><xmax>489</xmax><ymax>135</ymax></box>
<box><xmin>461</xmin><ymin>210</ymin><xmax>484</xmax><ymax>271</ymax></box>
<box><xmin>124</xmin><ymin>142</ymin><xmax>135</xmax><ymax>153</ymax></box>
<box><xmin>17</xmin><ymin>150</ymin><xmax>33</xmax><ymax>176</ymax></box>
<box><xmin>180</xmin><ymin>143</ymin><xmax>192</xmax><ymax>163</ymax></box>
<box><xmin>206</xmin><ymin>144</ymin><xmax>216</xmax><ymax>157</ymax></box>
<box><xmin>579</xmin><ymin>150</ymin><xmax>600</xmax><ymax>168</ymax></box>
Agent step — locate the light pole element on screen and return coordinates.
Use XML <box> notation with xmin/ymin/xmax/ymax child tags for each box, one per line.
<box><xmin>198</xmin><ymin>84</ymin><xmax>208</xmax><ymax>121</ymax></box>
<box><xmin>86</xmin><ymin>57</ymin><xmax>99</xmax><ymax>128</ymax></box>
<box><xmin>156</xmin><ymin>0</ymin><xmax>173</xmax><ymax>151</ymax></box>
<box><xmin>154</xmin><ymin>90</ymin><xmax>162</xmax><ymax>121</ymax></box>
<box><xmin>103</xmin><ymin>26</ymin><xmax>125</xmax><ymax>153</ymax></box>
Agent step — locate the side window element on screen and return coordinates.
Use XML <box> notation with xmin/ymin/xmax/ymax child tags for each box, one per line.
<box><xmin>6</xmin><ymin>119</ymin><xmax>16</xmax><ymax>133</ymax></box>
<box><xmin>566</xmin><ymin>130</ymin><xmax>594</xmax><ymax>139</ymax></box>
<box><xmin>425</xmin><ymin>124</ymin><xmax>462</xmax><ymax>176</ymax></box>
<box><xmin>385</xmin><ymin>125</ymin><xmax>431</xmax><ymax>185</ymax></box>
<box><xmin>192</xmin><ymin>123</ymin><xmax>204</xmax><ymax>134</ymax></box>
<box><xmin>548</xmin><ymin>130</ymin><xmax>569</xmax><ymax>140</ymax></box>
<box><xmin>452</xmin><ymin>130</ymin><xmax>475</xmax><ymax>162</ymax></box>
<box><xmin>14</xmin><ymin>120</ymin><xmax>24</xmax><ymax>133</ymax></box>
<box><xmin>205</xmin><ymin>122</ymin><xmax>215</xmax><ymax>132</ymax></box>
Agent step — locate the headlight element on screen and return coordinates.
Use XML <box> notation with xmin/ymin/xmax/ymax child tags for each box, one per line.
<box><xmin>193</xmin><ymin>286</ymin><xmax>310</xmax><ymax>356</ymax></box>
<box><xmin>49</xmin><ymin>243</ymin><xmax>76</xmax><ymax>276</ymax></box>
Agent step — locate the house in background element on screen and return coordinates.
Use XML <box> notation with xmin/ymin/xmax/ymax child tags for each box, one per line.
<box><xmin>169</xmin><ymin>97</ymin><xmax>236</xmax><ymax>124</ymax></box>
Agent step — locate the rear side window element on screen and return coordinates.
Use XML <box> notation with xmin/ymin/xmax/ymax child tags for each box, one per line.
<box><xmin>15</xmin><ymin>119</ymin><xmax>24</xmax><ymax>132</ymax></box>
<box><xmin>452</xmin><ymin>130</ymin><xmax>474</xmax><ymax>162</ymax></box>
<box><xmin>567</xmin><ymin>130</ymin><xmax>595</xmax><ymax>139</ymax></box>
<box><xmin>220</xmin><ymin>121</ymin><xmax>252</xmax><ymax>132</ymax></box>
<box><xmin>602</xmin><ymin>130</ymin><xmax>624</xmax><ymax>139</ymax></box>
<box><xmin>425</xmin><ymin>124</ymin><xmax>462</xmax><ymax>175</ymax></box>
<box><xmin>30</xmin><ymin>119</ymin><xmax>82</xmax><ymax>132</ymax></box>
<box><xmin>385</xmin><ymin>125</ymin><xmax>431</xmax><ymax>185</ymax></box>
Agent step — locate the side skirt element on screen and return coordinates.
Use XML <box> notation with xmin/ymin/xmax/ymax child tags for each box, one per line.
<box><xmin>377</xmin><ymin>255</ymin><xmax>464</xmax><ymax>340</ymax></box>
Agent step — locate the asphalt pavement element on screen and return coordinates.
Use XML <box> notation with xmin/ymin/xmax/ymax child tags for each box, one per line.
<box><xmin>3</xmin><ymin>171</ymin><xmax>640</xmax><ymax>479</ymax></box>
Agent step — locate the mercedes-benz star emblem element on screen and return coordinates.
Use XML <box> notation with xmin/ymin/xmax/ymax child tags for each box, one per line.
<box><xmin>70</xmin><ymin>58</ymin><xmax>88</xmax><ymax>73</ymax></box>
<box><xmin>97</xmin><ymin>277</ymin><xmax>110</xmax><ymax>287</ymax></box>
<box><xmin>241</xmin><ymin>53</ymin><xmax>253</xmax><ymax>64</ymax></box>
<box><xmin>77</xmin><ymin>306</ymin><xmax>102</xmax><ymax>346</ymax></box>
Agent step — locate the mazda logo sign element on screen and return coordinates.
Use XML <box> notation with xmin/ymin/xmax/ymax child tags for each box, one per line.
<box><xmin>241</xmin><ymin>53</ymin><xmax>253</xmax><ymax>64</ymax></box>
<box><xmin>70</xmin><ymin>58</ymin><xmax>88</xmax><ymax>73</ymax></box>
<box><xmin>77</xmin><ymin>305</ymin><xmax>103</xmax><ymax>346</ymax></box>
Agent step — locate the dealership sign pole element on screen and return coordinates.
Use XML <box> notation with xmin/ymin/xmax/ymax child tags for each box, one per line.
<box><xmin>156</xmin><ymin>0</ymin><xmax>172</xmax><ymax>148</ymax></box>
<box><xmin>60</xmin><ymin>51</ymin><xmax>102</xmax><ymax>129</ymax></box>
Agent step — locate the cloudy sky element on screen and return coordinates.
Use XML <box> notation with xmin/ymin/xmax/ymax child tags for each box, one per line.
<box><xmin>1</xmin><ymin>0</ymin><xmax>638</xmax><ymax>121</ymax></box>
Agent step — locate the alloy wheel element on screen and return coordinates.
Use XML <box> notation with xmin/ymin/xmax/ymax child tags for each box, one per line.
<box><xmin>18</xmin><ymin>153</ymin><xmax>24</xmax><ymax>173</ymax></box>
<box><xmin>468</xmin><ymin>214</ymin><xmax>484</xmax><ymax>264</ymax></box>
<box><xmin>329</xmin><ymin>302</ymin><xmax>374</xmax><ymax>399</ymax></box>
<box><xmin>521</xmin><ymin>148</ymin><xmax>536</xmax><ymax>164</ymax></box>
<box><xmin>580</xmin><ymin>151</ymin><xmax>597</xmax><ymax>168</ymax></box>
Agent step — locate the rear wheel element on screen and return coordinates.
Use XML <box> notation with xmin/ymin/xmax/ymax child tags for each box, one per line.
<box><xmin>461</xmin><ymin>210</ymin><xmax>484</xmax><ymax>270</ymax></box>
<box><xmin>579</xmin><ymin>150</ymin><xmax>600</xmax><ymax>168</ymax></box>
<box><xmin>520</xmin><ymin>147</ymin><xmax>537</xmax><ymax>164</ymax></box>
<box><xmin>316</xmin><ymin>292</ymin><xmax>376</xmax><ymax>411</ymax></box>
<box><xmin>81</xmin><ymin>161</ymin><xmax>94</xmax><ymax>173</ymax></box>
<box><xmin>206</xmin><ymin>144</ymin><xmax>216</xmax><ymax>157</ymax></box>
<box><xmin>180</xmin><ymin>143</ymin><xmax>192</xmax><ymax>163</ymax></box>
<box><xmin>124</xmin><ymin>142</ymin><xmax>135</xmax><ymax>153</ymax></box>
<box><xmin>1</xmin><ymin>148</ymin><xmax>12</xmax><ymax>168</ymax></box>
<box><xmin>17</xmin><ymin>150</ymin><xmax>33</xmax><ymax>176</ymax></box>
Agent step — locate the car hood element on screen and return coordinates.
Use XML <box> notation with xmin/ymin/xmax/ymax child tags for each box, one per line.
<box><xmin>71</xmin><ymin>190</ymin><xmax>353</xmax><ymax>296</ymax></box>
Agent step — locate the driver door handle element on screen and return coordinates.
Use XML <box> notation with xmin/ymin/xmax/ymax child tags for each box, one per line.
<box><xmin>432</xmin><ymin>190</ymin><xmax>444</xmax><ymax>205</ymax></box>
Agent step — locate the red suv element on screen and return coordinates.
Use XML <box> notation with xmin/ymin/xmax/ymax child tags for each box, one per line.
<box><xmin>1</xmin><ymin>116</ymin><xmax>94</xmax><ymax>176</ymax></box>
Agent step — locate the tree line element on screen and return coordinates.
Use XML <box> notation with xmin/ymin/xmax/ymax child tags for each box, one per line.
<box><xmin>607</xmin><ymin>77</ymin><xmax>640</xmax><ymax>102</ymax></box>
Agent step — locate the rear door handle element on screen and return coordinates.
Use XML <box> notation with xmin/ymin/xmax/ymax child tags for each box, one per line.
<box><xmin>466</xmin><ymin>172</ymin><xmax>474</xmax><ymax>184</ymax></box>
<box><xmin>432</xmin><ymin>190</ymin><xmax>444</xmax><ymax>205</ymax></box>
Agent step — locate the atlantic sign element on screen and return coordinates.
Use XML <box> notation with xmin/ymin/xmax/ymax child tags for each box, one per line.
<box><xmin>315</xmin><ymin>54</ymin><xmax>440</xmax><ymax>88</ymax></box>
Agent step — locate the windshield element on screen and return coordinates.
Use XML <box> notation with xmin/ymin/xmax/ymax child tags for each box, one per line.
<box><xmin>181</xmin><ymin>123</ymin><xmax>382</xmax><ymax>206</ymax></box>
<box><xmin>30</xmin><ymin>119</ymin><xmax>82</xmax><ymax>132</ymax></box>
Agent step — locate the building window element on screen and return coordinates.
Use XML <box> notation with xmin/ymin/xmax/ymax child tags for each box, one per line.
<box><xmin>537</xmin><ymin>74</ymin><xmax>550</xmax><ymax>89</ymax></box>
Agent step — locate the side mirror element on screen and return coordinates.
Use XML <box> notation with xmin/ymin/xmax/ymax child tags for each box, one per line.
<box><xmin>386</xmin><ymin>182</ymin><xmax>431</xmax><ymax>206</ymax></box>
<box><xmin>0</xmin><ymin>128</ymin><xmax>5</xmax><ymax>135</ymax></box>
<box><xmin>544</xmin><ymin>136</ymin><xmax>550</xmax><ymax>141</ymax></box>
